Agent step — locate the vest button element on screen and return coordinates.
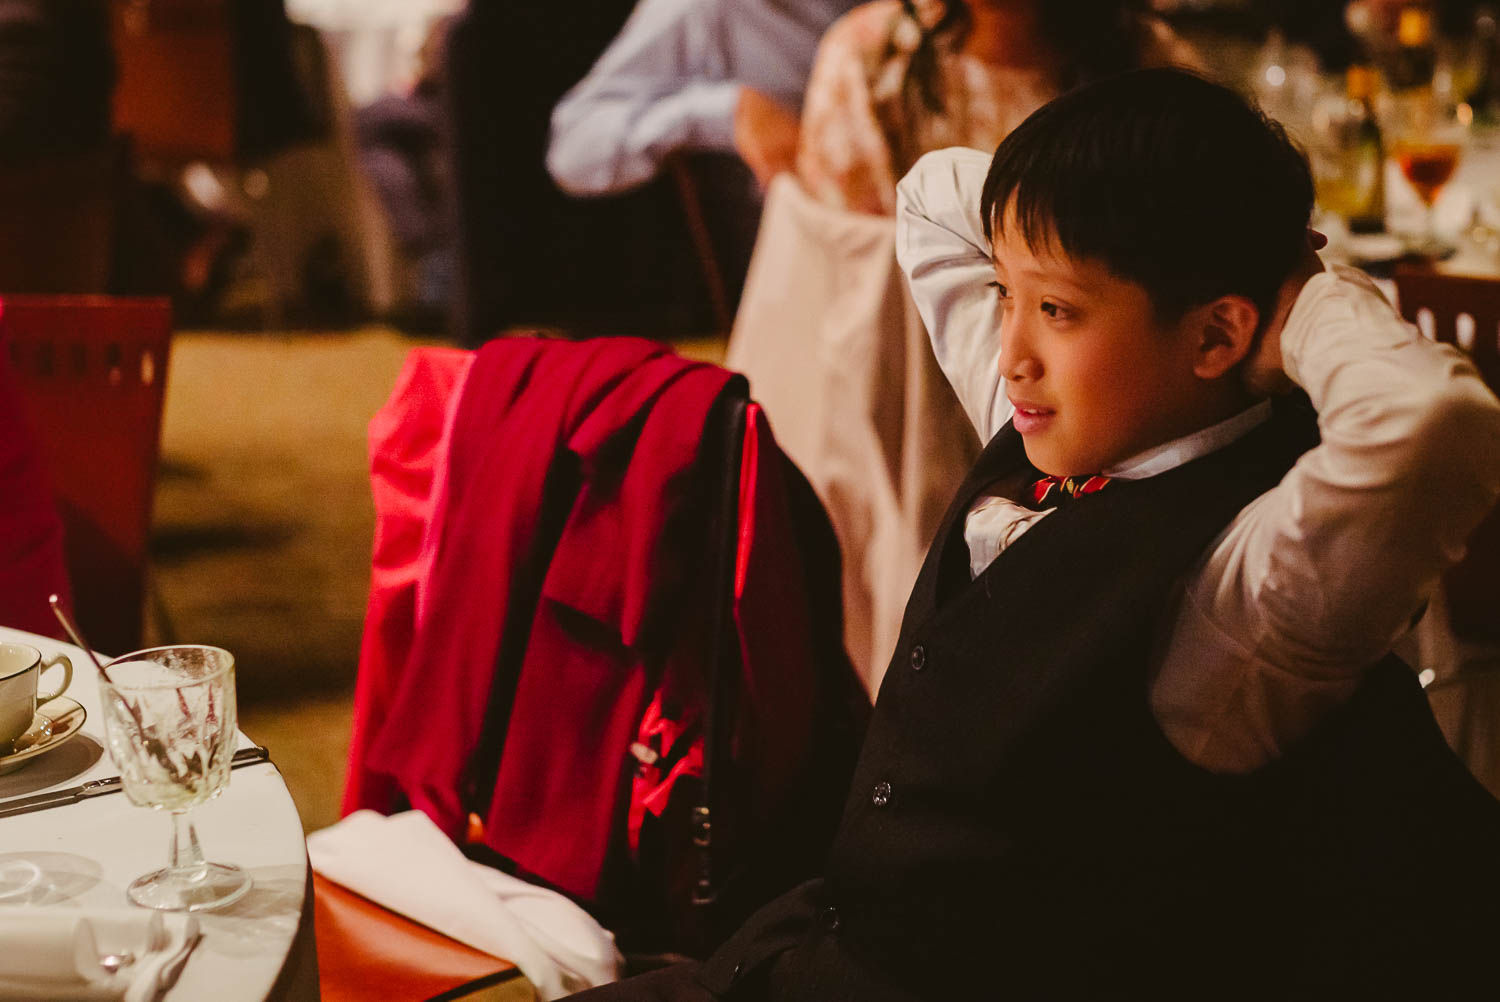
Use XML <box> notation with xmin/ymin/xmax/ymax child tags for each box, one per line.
<box><xmin>871</xmin><ymin>780</ymin><xmax>892</xmax><ymax>807</ymax></box>
<box><xmin>910</xmin><ymin>645</ymin><xmax>926</xmax><ymax>671</ymax></box>
<box><xmin>730</xmin><ymin>962</ymin><xmax>745</xmax><ymax>982</ymax></box>
<box><xmin>821</xmin><ymin>906</ymin><xmax>841</xmax><ymax>931</ymax></box>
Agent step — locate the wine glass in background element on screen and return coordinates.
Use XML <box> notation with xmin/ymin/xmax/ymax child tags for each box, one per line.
<box><xmin>98</xmin><ymin>645</ymin><xmax>251</xmax><ymax>911</ymax></box>
<box><xmin>1457</xmin><ymin>106</ymin><xmax>1500</xmax><ymax>258</ymax></box>
<box><xmin>1308</xmin><ymin>67</ymin><xmax>1387</xmax><ymax>257</ymax></box>
<box><xmin>1309</xmin><ymin>138</ymin><xmax>1363</xmax><ymax>258</ymax></box>
<box><xmin>1385</xmin><ymin>92</ymin><xmax>1469</xmax><ymax>257</ymax></box>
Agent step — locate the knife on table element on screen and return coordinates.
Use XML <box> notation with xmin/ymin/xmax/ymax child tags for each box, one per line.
<box><xmin>0</xmin><ymin>745</ymin><xmax>273</xmax><ymax>820</ymax></box>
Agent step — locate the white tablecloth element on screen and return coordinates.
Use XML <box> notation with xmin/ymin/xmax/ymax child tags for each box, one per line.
<box><xmin>0</xmin><ymin>627</ymin><xmax>317</xmax><ymax>1002</ymax></box>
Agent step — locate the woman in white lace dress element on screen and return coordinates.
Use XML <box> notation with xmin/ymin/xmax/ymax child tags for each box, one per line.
<box><xmin>796</xmin><ymin>0</ymin><xmax>1198</xmax><ymax>215</ymax></box>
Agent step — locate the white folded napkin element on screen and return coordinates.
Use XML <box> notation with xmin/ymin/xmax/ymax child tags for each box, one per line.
<box><xmin>307</xmin><ymin>810</ymin><xmax>621</xmax><ymax>999</ymax></box>
<box><xmin>0</xmin><ymin>907</ymin><xmax>200</xmax><ymax>1002</ymax></box>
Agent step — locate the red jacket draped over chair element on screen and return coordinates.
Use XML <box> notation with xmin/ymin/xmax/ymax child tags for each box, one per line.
<box><xmin>349</xmin><ymin>336</ymin><xmax>833</xmax><ymax>906</ymax></box>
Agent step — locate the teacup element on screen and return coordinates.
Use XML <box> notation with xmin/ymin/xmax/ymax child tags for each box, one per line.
<box><xmin>0</xmin><ymin>644</ymin><xmax>73</xmax><ymax>748</ymax></box>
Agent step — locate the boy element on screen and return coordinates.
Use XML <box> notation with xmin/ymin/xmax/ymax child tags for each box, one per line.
<box><xmin>573</xmin><ymin>68</ymin><xmax>1500</xmax><ymax>999</ymax></box>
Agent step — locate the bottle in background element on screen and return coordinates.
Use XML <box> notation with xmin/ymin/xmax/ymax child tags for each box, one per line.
<box><xmin>1466</xmin><ymin>7</ymin><xmax>1500</xmax><ymax>125</ymax></box>
<box><xmin>1345</xmin><ymin>64</ymin><xmax>1388</xmax><ymax>233</ymax></box>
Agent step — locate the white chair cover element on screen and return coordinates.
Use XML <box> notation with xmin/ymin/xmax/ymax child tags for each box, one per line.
<box><xmin>727</xmin><ymin>174</ymin><xmax>979</xmax><ymax>695</ymax></box>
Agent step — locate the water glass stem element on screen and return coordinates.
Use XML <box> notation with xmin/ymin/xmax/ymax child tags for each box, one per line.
<box><xmin>168</xmin><ymin>811</ymin><xmax>207</xmax><ymax>875</ymax></box>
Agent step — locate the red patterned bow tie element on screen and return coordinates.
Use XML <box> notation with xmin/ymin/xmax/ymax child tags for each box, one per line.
<box><xmin>1030</xmin><ymin>474</ymin><xmax>1111</xmax><ymax>510</ymax></box>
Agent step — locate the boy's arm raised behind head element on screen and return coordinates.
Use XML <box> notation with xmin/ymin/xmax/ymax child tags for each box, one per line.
<box><xmin>1153</xmin><ymin>265</ymin><xmax>1500</xmax><ymax>772</ymax></box>
<box><xmin>896</xmin><ymin>148</ymin><xmax>1011</xmax><ymax>443</ymax></box>
<box><xmin>1242</xmin><ymin>231</ymin><xmax>1328</xmax><ymax>398</ymax></box>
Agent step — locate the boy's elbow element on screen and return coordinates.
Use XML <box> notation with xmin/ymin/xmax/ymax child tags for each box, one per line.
<box><xmin>1407</xmin><ymin>376</ymin><xmax>1500</xmax><ymax>495</ymax></box>
<box><xmin>895</xmin><ymin>147</ymin><xmax>995</xmax><ymax>237</ymax></box>
<box><xmin>894</xmin><ymin>152</ymin><xmax>949</xmax><ymax>242</ymax></box>
<box><xmin>1427</xmin><ymin>370</ymin><xmax>1500</xmax><ymax>441</ymax></box>
<box><xmin>907</xmin><ymin>148</ymin><xmax>957</xmax><ymax>177</ymax></box>
<box><xmin>896</xmin><ymin>150</ymin><xmax>948</xmax><ymax>204</ymax></box>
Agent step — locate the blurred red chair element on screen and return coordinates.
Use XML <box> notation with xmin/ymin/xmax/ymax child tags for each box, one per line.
<box><xmin>0</xmin><ymin>296</ymin><xmax>173</xmax><ymax>655</ymax></box>
<box><xmin>0</xmin><ymin>335</ymin><xmax>69</xmax><ymax>637</ymax></box>
<box><xmin>1394</xmin><ymin>266</ymin><xmax>1500</xmax><ymax>643</ymax></box>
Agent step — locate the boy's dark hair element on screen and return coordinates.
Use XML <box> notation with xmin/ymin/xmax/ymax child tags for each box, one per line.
<box><xmin>979</xmin><ymin>68</ymin><xmax>1314</xmax><ymax>329</ymax></box>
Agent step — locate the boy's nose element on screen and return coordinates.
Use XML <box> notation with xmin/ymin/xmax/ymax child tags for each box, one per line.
<box><xmin>998</xmin><ymin>318</ymin><xmax>1042</xmax><ymax>384</ymax></box>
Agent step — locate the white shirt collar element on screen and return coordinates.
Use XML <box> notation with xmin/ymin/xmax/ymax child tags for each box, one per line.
<box><xmin>1102</xmin><ymin>400</ymin><xmax>1274</xmax><ymax>481</ymax></box>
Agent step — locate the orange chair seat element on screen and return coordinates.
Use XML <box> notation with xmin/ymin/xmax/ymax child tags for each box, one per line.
<box><xmin>313</xmin><ymin>872</ymin><xmax>528</xmax><ymax>1002</ymax></box>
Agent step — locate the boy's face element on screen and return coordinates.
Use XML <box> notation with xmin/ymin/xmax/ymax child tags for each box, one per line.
<box><xmin>991</xmin><ymin>211</ymin><xmax>1208</xmax><ymax>478</ymax></box>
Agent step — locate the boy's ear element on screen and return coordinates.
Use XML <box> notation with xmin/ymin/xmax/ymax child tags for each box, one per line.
<box><xmin>1185</xmin><ymin>295</ymin><xmax>1260</xmax><ymax>380</ymax></box>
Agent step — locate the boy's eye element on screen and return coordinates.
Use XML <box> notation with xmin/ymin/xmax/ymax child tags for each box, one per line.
<box><xmin>988</xmin><ymin>280</ymin><xmax>1010</xmax><ymax>299</ymax></box>
<box><xmin>1040</xmin><ymin>301</ymin><xmax>1069</xmax><ymax>320</ymax></box>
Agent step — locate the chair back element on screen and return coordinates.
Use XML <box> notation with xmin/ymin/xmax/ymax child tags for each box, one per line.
<box><xmin>111</xmin><ymin>1</ymin><xmax>328</xmax><ymax>165</ymax></box>
<box><xmin>0</xmin><ymin>296</ymin><xmax>173</xmax><ymax>655</ymax></box>
<box><xmin>1394</xmin><ymin>267</ymin><xmax>1500</xmax><ymax>641</ymax></box>
<box><xmin>111</xmin><ymin>0</ymin><xmax>237</xmax><ymax>162</ymax></box>
<box><xmin>726</xmin><ymin>174</ymin><xmax>979</xmax><ymax>692</ymax></box>
<box><xmin>349</xmin><ymin>340</ymin><xmax>861</xmax><ymax>961</ymax></box>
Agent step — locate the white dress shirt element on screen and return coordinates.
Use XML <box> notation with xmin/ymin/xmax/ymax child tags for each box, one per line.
<box><xmin>896</xmin><ymin>147</ymin><xmax>1500</xmax><ymax>772</ymax></box>
<box><xmin>547</xmin><ymin>0</ymin><xmax>858</xmax><ymax>196</ymax></box>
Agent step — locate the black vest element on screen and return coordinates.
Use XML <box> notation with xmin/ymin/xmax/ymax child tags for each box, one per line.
<box><xmin>702</xmin><ymin>406</ymin><xmax>1500</xmax><ymax>1001</ymax></box>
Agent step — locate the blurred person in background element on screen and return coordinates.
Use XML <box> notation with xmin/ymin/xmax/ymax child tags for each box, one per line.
<box><xmin>545</xmin><ymin>0</ymin><xmax>863</xmax><ymax>323</ymax></box>
<box><xmin>796</xmin><ymin>0</ymin><xmax>1199</xmax><ymax>215</ymax></box>
<box><xmin>353</xmin><ymin>16</ymin><xmax>456</xmax><ymax>330</ymax></box>
<box><xmin>546</xmin><ymin>0</ymin><xmax>862</xmax><ymax>195</ymax></box>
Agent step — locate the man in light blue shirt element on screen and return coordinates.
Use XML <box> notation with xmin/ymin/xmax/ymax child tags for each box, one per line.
<box><xmin>547</xmin><ymin>0</ymin><xmax>858</xmax><ymax>196</ymax></box>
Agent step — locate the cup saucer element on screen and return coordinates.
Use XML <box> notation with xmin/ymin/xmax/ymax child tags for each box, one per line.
<box><xmin>0</xmin><ymin>698</ymin><xmax>87</xmax><ymax>776</ymax></box>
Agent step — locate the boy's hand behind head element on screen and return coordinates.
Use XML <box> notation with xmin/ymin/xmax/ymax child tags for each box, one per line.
<box><xmin>1242</xmin><ymin>230</ymin><xmax>1327</xmax><ymax>398</ymax></box>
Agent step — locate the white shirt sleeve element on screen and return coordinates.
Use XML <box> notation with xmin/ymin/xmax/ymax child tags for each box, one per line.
<box><xmin>894</xmin><ymin>148</ymin><xmax>1011</xmax><ymax>441</ymax></box>
<box><xmin>1153</xmin><ymin>265</ymin><xmax>1500</xmax><ymax>771</ymax></box>
<box><xmin>546</xmin><ymin>0</ymin><xmax>740</xmax><ymax>195</ymax></box>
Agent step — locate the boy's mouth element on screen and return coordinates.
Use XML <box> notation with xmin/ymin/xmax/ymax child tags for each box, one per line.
<box><xmin>1010</xmin><ymin>401</ymin><xmax>1055</xmax><ymax>435</ymax></box>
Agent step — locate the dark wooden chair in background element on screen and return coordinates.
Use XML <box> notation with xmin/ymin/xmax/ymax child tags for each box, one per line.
<box><xmin>1393</xmin><ymin>267</ymin><xmax>1500</xmax><ymax>645</ymax></box>
<box><xmin>0</xmin><ymin>146</ymin><xmax>122</xmax><ymax>296</ymax></box>
<box><xmin>1394</xmin><ymin>266</ymin><xmax>1500</xmax><ymax>796</ymax></box>
<box><xmin>0</xmin><ymin>296</ymin><xmax>173</xmax><ymax>656</ymax></box>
